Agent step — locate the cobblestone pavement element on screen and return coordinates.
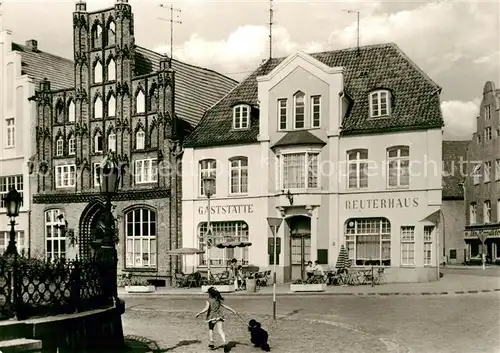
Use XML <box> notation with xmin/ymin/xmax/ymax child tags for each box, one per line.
<box><xmin>123</xmin><ymin>293</ymin><xmax>500</xmax><ymax>353</ymax></box>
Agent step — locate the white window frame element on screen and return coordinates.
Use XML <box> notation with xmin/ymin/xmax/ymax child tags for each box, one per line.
<box><xmin>0</xmin><ymin>175</ymin><xmax>24</xmax><ymax>209</ymax></box>
<box><xmin>55</xmin><ymin>165</ymin><xmax>76</xmax><ymax>188</ymax></box>
<box><xmin>107</xmin><ymin>58</ymin><xmax>116</xmax><ymax>81</ymax></box>
<box><xmin>108</xmin><ymin>94</ymin><xmax>116</xmax><ymax>117</ymax></box>
<box><xmin>93</xmin><ymin>60</ymin><xmax>103</xmax><ymax>84</ymax></box>
<box><xmin>136</xmin><ymin>91</ymin><xmax>145</xmax><ymax>114</ymax></box>
<box><xmin>278</xmin><ymin>99</ymin><xmax>287</xmax><ymax>131</ymax></box>
<box><xmin>136</xmin><ymin>130</ymin><xmax>145</xmax><ymax>150</ymax></box>
<box><xmin>229</xmin><ymin>157</ymin><xmax>248</xmax><ymax>194</ymax></box>
<box><xmin>198</xmin><ymin>221</ymin><xmax>249</xmax><ymax>266</ymax></box>
<box><xmin>400</xmin><ymin>226</ymin><xmax>415</xmax><ymax>266</ymax></box>
<box><xmin>311</xmin><ymin>95</ymin><xmax>321</xmax><ymax>128</ymax></box>
<box><xmin>484</xmin><ymin>161</ymin><xmax>491</xmax><ymax>183</ymax></box>
<box><xmin>199</xmin><ymin>159</ymin><xmax>217</xmax><ymax>196</ymax></box>
<box><xmin>347</xmin><ymin>149</ymin><xmax>368</xmax><ymax>189</ymax></box>
<box><xmin>93</xmin><ymin>162</ymin><xmax>101</xmax><ymax>187</ymax></box>
<box><xmin>108</xmin><ymin>132</ymin><xmax>116</xmax><ymax>152</ymax></box>
<box><xmin>94</xmin><ymin>97</ymin><xmax>103</xmax><ymax>119</ymax></box>
<box><xmin>68</xmin><ymin>136</ymin><xmax>76</xmax><ymax>155</ymax></box>
<box><xmin>345</xmin><ymin>218</ymin><xmax>391</xmax><ymax>266</ymax></box>
<box><xmin>56</xmin><ymin>137</ymin><xmax>64</xmax><ymax>156</ymax></box>
<box><xmin>0</xmin><ymin>230</ymin><xmax>25</xmax><ymax>255</ymax></box>
<box><xmin>135</xmin><ymin>158</ymin><xmax>158</xmax><ymax>184</ymax></box>
<box><xmin>496</xmin><ymin>159</ymin><xmax>500</xmax><ymax>181</ymax></box>
<box><xmin>472</xmin><ymin>164</ymin><xmax>481</xmax><ymax>185</ymax></box>
<box><xmin>94</xmin><ymin>131</ymin><xmax>103</xmax><ymax>153</ymax></box>
<box><xmin>369</xmin><ymin>90</ymin><xmax>390</xmax><ymax>118</ymax></box>
<box><xmin>423</xmin><ymin>226</ymin><xmax>433</xmax><ymax>266</ymax></box>
<box><xmin>125</xmin><ymin>208</ymin><xmax>157</xmax><ymax>268</ymax></box>
<box><xmin>387</xmin><ymin>146</ymin><xmax>410</xmax><ymax>188</ymax></box>
<box><xmin>293</xmin><ymin>91</ymin><xmax>305</xmax><ymax>129</ymax></box>
<box><xmin>484</xmin><ymin>200</ymin><xmax>491</xmax><ymax>223</ymax></box>
<box><xmin>233</xmin><ymin>105</ymin><xmax>250</xmax><ymax>130</ymax></box>
<box><xmin>68</xmin><ymin>101</ymin><xmax>75</xmax><ymax>122</ymax></box>
<box><xmin>485</xmin><ymin>127</ymin><xmax>492</xmax><ymax>141</ymax></box>
<box><xmin>278</xmin><ymin>150</ymin><xmax>319</xmax><ymax>190</ymax></box>
<box><xmin>6</xmin><ymin>118</ymin><xmax>15</xmax><ymax>148</ymax></box>
<box><xmin>44</xmin><ymin>209</ymin><xmax>66</xmax><ymax>261</ymax></box>
<box><xmin>469</xmin><ymin>203</ymin><xmax>477</xmax><ymax>224</ymax></box>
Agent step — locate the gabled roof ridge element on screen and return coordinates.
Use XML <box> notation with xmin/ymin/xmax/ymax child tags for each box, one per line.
<box><xmin>135</xmin><ymin>45</ymin><xmax>238</xmax><ymax>85</ymax></box>
<box><xmin>13</xmin><ymin>42</ymin><xmax>74</xmax><ymax>65</ymax></box>
<box><xmin>306</xmin><ymin>42</ymin><xmax>394</xmax><ymax>57</ymax></box>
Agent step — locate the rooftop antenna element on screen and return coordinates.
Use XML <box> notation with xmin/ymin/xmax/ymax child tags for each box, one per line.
<box><xmin>269</xmin><ymin>0</ymin><xmax>274</xmax><ymax>59</ymax></box>
<box><xmin>343</xmin><ymin>9</ymin><xmax>360</xmax><ymax>54</ymax></box>
<box><xmin>158</xmin><ymin>4</ymin><xmax>182</xmax><ymax>62</ymax></box>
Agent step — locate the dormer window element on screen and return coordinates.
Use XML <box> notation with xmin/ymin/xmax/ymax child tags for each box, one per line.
<box><xmin>233</xmin><ymin>105</ymin><xmax>250</xmax><ymax>129</ymax></box>
<box><xmin>293</xmin><ymin>91</ymin><xmax>305</xmax><ymax>129</ymax></box>
<box><xmin>369</xmin><ymin>90</ymin><xmax>390</xmax><ymax>118</ymax></box>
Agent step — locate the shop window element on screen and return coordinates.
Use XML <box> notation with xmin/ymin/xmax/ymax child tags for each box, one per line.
<box><xmin>387</xmin><ymin>146</ymin><xmax>409</xmax><ymax>188</ymax></box>
<box><xmin>279</xmin><ymin>152</ymin><xmax>319</xmax><ymax>190</ymax></box>
<box><xmin>423</xmin><ymin>226</ymin><xmax>434</xmax><ymax>266</ymax></box>
<box><xmin>345</xmin><ymin>218</ymin><xmax>391</xmax><ymax>266</ymax></box>
<box><xmin>125</xmin><ymin>208</ymin><xmax>157</xmax><ymax>268</ymax></box>
<box><xmin>400</xmin><ymin>226</ymin><xmax>415</xmax><ymax>266</ymax></box>
<box><xmin>347</xmin><ymin>149</ymin><xmax>368</xmax><ymax>189</ymax></box>
<box><xmin>197</xmin><ymin>221</ymin><xmax>249</xmax><ymax>266</ymax></box>
<box><xmin>45</xmin><ymin>209</ymin><xmax>66</xmax><ymax>261</ymax></box>
<box><xmin>199</xmin><ymin>159</ymin><xmax>217</xmax><ymax>196</ymax></box>
<box><xmin>229</xmin><ymin>157</ymin><xmax>248</xmax><ymax>194</ymax></box>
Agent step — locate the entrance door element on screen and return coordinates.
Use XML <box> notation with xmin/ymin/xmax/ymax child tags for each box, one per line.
<box><xmin>287</xmin><ymin>216</ymin><xmax>312</xmax><ymax>281</ymax></box>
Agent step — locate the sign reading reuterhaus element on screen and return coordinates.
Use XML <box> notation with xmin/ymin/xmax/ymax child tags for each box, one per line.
<box><xmin>345</xmin><ymin>197</ymin><xmax>419</xmax><ymax>210</ymax></box>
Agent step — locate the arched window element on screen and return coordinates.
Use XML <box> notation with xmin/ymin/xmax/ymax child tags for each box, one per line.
<box><xmin>233</xmin><ymin>104</ymin><xmax>250</xmax><ymax>129</ymax></box>
<box><xmin>197</xmin><ymin>221</ymin><xmax>249</xmax><ymax>266</ymax></box>
<box><xmin>108</xmin><ymin>21</ymin><xmax>116</xmax><ymax>46</ymax></box>
<box><xmin>56</xmin><ymin>136</ymin><xmax>64</xmax><ymax>156</ymax></box>
<box><xmin>56</xmin><ymin>100</ymin><xmax>64</xmax><ymax>123</ymax></box>
<box><xmin>149</xmin><ymin>123</ymin><xmax>158</xmax><ymax>148</ymax></box>
<box><xmin>136</xmin><ymin>129</ymin><xmax>145</xmax><ymax>150</ymax></box>
<box><xmin>387</xmin><ymin>146</ymin><xmax>409</xmax><ymax>187</ymax></box>
<box><xmin>229</xmin><ymin>157</ymin><xmax>248</xmax><ymax>194</ymax></box>
<box><xmin>91</xmin><ymin>24</ymin><xmax>102</xmax><ymax>48</ymax></box>
<box><xmin>108</xmin><ymin>94</ymin><xmax>116</xmax><ymax>117</ymax></box>
<box><xmin>108</xmin><ymin>132</ymin><xmax>116</xmax><ymax>152</ymax></box>
<box><xmin>94</xmin><ymin>130</ymin><xmax>103</xmax><ymax>153</ymax></box>
<box><xmin>147</xmin><ymin>86</ymin><xmax>157</xmax><ymax>112</ymax></box>
<box><xmin>45</xmin><ymin>209</ymin><xmax>66</xmax><ymax>261</ymax></box>
<box><xmin>369</xmin><ymin>90</ymin><xmax>391</xmax><ymax>118</ymax></box>
<box><xmin>347</xmin><ymin>149</ymin><xmax>368</xmax><ymax>189</ymax></box>
<box><xmin>199</xmin><ymin>159</ymin><xmax>217</xmax><ymax>196</ymax></box>
<box><xmin>125</xmin><ymin>208</ymin><xmax>157</xmax><ymax>268</ymax></box>
<box><xmin>293</xmin><ymin>91</ymin><xmax>305</xmax><ymax>129</ymax></box>
<box><xmin>93</xmin><ymin>60</ymin><xmax>103</xmax><ymax>83</ymax></box>
<box><xmin>107</xmin><ymin>58</ymin><xmax>116</xmax><ymax>81</ymax></box>
<box><xmin>136</xmin><ymin>90</ymin><xmax>145</xmax><ymax>114</ymax></box>
<box><xmin>345</xmin><ymin>218</ymin><xmax>391</xmax><ymax>266</ymax></box>
<box><xmin>68</xmin><ymin>134</ymin><xmax>75</xmax><ymax>155</ymax></box>
<box><xmin>94</xmin><ymin>96</ymin><xmax>103</xmax><ymax>119</ymax></box>
<box><xmin>68</xmin><ymin>100</ymin><xmax>75</xmax><ymax>122</ymax></box>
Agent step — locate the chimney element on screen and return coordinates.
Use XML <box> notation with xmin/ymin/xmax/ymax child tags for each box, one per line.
<box><xmin>25</xmin><ymin>40</ymin><xmax>38</xmax><ymax>52</ymax></box>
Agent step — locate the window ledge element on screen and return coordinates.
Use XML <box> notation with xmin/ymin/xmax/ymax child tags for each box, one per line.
<box><xmin>4</xmin><ymin>146</ymin><xmax>15</xmax><ymax>150</ymax></box>
<box><xmin>124</xmin><ymin>267</ymin><xmax>158</xmax><ymax>273</ymax></box>
<box><xmin>387</xmin><ymin>186</ymin><xmax>410</xmax><ymax>190</ymax></box>
<box><xmin>400</xmin><ymin>265</ymin><xmax>416</xmax><ymax>268</ymax></box>
<box><xmin>369</xmin><ymin>115</ymin><xmax>390</xmax><ymax>119</ymax></box>
<box><xmin>228</xmin><ymin>192</ymin><xmax>248</xmax><ymax>197</ymax></box>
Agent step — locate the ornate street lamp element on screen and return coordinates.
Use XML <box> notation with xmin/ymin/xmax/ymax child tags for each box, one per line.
<box><xmin>96</xmin><ymin>152</ymin><xmax>122</xmax><ymax>303</ymax></box>
<box><xmin>202</xmin><ymin>177</ymin><xmax>215</xmax><ymax>279</ymax></box>
<box><xmin>3</xmin><ymin>188</ymin><xmax>22</xmax><ymax>256</ymax></box>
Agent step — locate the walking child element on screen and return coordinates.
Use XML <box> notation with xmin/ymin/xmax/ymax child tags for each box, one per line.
<box><xmin>196</xmin><ymin>286</ymin><xmax>238</xmax><ymax>351</ymax></box>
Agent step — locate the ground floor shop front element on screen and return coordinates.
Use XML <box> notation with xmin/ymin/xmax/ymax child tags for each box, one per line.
<box><xmin>182</xmin><ymin>190</ymin><xmax>442</xmax><ymax>283</ymax></box>
<box><xmin>464</xmin><ymin>225</ymin><xmax>500</xmax><ymax>264</ymax></box>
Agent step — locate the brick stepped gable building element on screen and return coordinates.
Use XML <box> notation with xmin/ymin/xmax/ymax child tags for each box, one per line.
<box><xmin>182</xmin><ymin>44</ymin><xmax>445</xmax><ymax>283</ymax></box>
<box><xmin>464</xmin><ymin>81</ymin><xmax>500</xmax><ymax>264</ymax></box>
<box><xmin>28</xmin><ymin>0</ymin><xmax>236</xmax><ymax>284</ymax></box>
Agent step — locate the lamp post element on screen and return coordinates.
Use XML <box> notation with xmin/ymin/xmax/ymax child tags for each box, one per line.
<box><xmin>202</xmin><ymin>177</ymin><xmax>215</xmax><ymax>280</ymax></box>
<box><xmin>3</xmin><ymin>188</ymin><xmax>22</xmax><ymax>256</ymax></box>
<box><xmin>96</xmin><ymin>152</ymin><xmax>121</xmax><ymax>302</ymax></box>
<box><xmin>267</xmin><ymin>217</ymin><xmax>282</xmax><ymax>321</ymax></box>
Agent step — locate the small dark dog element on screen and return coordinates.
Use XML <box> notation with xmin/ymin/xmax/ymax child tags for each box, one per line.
<box><xmin>248</xmin><ymin>319</ymin><xmax>270</xmax><ymax>351</ymax></box>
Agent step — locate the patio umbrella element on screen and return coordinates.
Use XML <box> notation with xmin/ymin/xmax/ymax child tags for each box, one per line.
<box><xmin>336</xmin><ymin>244</ymin><xmax>351</xmax><ymax>269</ymax></box>
<box><xmin>167</xmin><ymin>247</ymin><xmax>205</xmax><ymax>273</ymax></box>
<box><xmin>215</xmin><ymin>241</ymin><xmax>252</xmax><ymax>249</ymax></box>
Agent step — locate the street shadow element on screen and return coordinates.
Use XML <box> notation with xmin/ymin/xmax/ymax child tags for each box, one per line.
<box><xmin>282</xmin><ymin>308</ymin><xmax>303</xmax><ymax>319</ymax></box>
<box><xmin>154</xmin><ymin>339</ymin><xmax>201</xmax><ymax>352</ymax></box>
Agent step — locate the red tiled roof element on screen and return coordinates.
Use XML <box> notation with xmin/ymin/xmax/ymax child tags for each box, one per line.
<box><xmin>442</xmin><ymin>140</ymin><xmax>470</xmax><ymax>199</ymax></box>
<box><xmin>12</xmin><ymin>42</ymin><xmax>74</xmax><ymax>91</ymax></box>
<box><xmin>184</xmin><ymin>43</ymin><xmax>444</xmax><ymax>148</ymax></box>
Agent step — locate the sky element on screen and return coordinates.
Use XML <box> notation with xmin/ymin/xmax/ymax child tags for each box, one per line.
<box><xmin>1</xmin><ymin>0</ymin><xmax>499</xmax><ymax>140</ymax></box>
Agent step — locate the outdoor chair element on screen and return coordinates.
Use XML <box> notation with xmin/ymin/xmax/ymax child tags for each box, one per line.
<box><xmin>373</xmin><ymin>268</ymin><xmax>387</xmax><ymax>285</ymax></box>
<box><xmin>174</xmin><ymin>272</ymin><xmax>186</xmax><ymax>287</ymax></box>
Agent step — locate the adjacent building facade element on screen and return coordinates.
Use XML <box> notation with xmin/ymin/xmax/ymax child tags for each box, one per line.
<box><xmin>0</xmin><ymin>29</ymin><xmax>36</xmax><ymax>255</ymax></box>
<box><xmin>464</xmin><ymin>81</ymin><xmax>500</xmax><ymax>264</ymax></box>
<box><xmin>442</xmin><ymin>140</ymin><xmax>469</xmax><ymax>265</ymax></box>
<box><xmin>28</xmin><ymin>0</ymin><xmax>236</xmax><ymax>284</ymax></box>
<box><xmin>182</xmin><ymin>44</ymin><xmax>444</xmax><ymax>283</ymax></box>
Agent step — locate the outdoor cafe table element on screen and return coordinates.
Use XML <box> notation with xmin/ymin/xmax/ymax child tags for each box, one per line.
<box><xmin>349</xmin><ymin>267</ymin><xmax>377</xmax><ymax>285</ymax></box>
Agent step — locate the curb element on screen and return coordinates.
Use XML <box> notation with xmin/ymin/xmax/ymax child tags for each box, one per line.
<box><xmin>119</xmin><ymin>288</ymin><xmax>500</xmax><ymax>297</ymax></box>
